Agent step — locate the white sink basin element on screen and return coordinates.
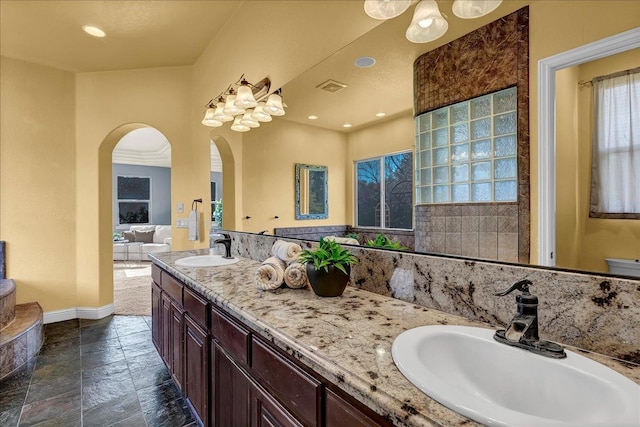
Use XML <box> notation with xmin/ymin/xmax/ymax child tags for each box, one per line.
<box><xmin>392</xmin><ymin>325</ymin><xmax>640</xmax><ymax>427</ymax></box>
<box><xmin>175</xmin><ymin>255</ymin><xmax>240</xmax><ymax>267</ymax></box>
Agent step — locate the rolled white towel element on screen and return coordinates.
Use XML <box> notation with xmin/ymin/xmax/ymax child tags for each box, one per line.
<box><xmin>272</xmin><ymin>240</ymin><xmax>303</xmax><ymax>262</ymax></box>
<box><xmin>284</xmin><ymin>262</ymin><xmax>309</xmax><ymax>289</ymax></box>
<box><xmin>323</xmin><ymin>236</ymin><xmax>360</xmax><ymax>245</ymax></box>
<box><xmin>254</xmin><ymin>257</ymin><xmax>286</xmax><ymax>290</ymax></box>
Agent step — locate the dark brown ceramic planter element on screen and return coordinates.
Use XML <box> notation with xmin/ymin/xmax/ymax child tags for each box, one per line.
<box><xmin>305</xmin><ymin>264</ymin><xmax>350</xmax><ymax>297</ymax></box>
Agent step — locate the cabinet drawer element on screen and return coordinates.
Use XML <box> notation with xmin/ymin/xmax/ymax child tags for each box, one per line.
<box><xmin>151</xmin><ymin>263</ymin><xmax>162</xmax><ymax>285</ymax></box>
<box><xmin>162</xmin><ymin>271</ymin><xmax>183</xmax><ymax>306</ymax></box>
<box><xmin>210</xmin><ymin>306</ymin><xmax>250</xmax><ymax>366</ymax></box>
<box><xmin>184</xmin><ymin>287</ymin><xmax>208</xmax><ymax>329</ymax></box>
<box><xmin>251</xmin><ymin>337</ymin><xmax>321</xmax><ymax>426</ymax></box>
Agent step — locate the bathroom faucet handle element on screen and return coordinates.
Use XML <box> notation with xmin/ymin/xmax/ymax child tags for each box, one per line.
<box><xmin>495</xmin><ymin>279</ymin><xmax>533</xmax><ymax>297</ymax></box>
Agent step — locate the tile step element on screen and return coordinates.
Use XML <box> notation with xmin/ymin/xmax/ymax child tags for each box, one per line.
<box><xmin>0</xmin><ymin>302</ymin><xmax>43</xmax><ymax>379</ymax></box>
<box><xmin>0</xmin><ymin>279</ymin><xmax>16</xmax><ymax>329</ymax></box>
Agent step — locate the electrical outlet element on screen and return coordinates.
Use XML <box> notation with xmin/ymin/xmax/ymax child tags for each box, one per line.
<box><xmin>177</xmin><ymin>203</ymin><xmax>184</xmax><ymax>213</ymax></box>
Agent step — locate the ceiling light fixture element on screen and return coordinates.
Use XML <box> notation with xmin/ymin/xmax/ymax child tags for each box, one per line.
<box><xmin>406</xmin><ymin>0</ymin><xmax>448</xmax><ymax>43</ymax></box>
<box><xmin>82</xmin><ymin>25</ymin><xmax>106</xmax><ymax>38</ymax></box>
<box><xmin>452</xmin><ymin>0</ymin><xmax>502</xmax><ymax>19</ymax></box>
<box><xmin>364</xmin><ymin>0</ymin><xmax>412</xmax><ymax>20</ymax></box>
<box><xmin>376</xmin><ymin>112</ymin><xmax>387</xmax><ymax>117</ymax></box>
<box><xmin>201</xmin><ymin>76</ymin><xmax>286</xmax><ymax>131</ymax></box>
<box><xmin>363</xmin><ymin>0</ymin><xmax>502</xmax><ymax>44</ymax></box>
<box><xmin>343</xmin><ymin>123</ymin><xmax>353</xmax><ymax>128</ymax></box>
<box><xmin>308</xmin><ymin>115</ymin><xmax>318</xmax><ymax>120</ymax></box>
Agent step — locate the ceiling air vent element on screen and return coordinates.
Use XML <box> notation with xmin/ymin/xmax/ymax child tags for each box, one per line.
<box><xmin>316</xmin><ymin>79</ymin><xmax>348</xmax><ymax>93</ymax></box>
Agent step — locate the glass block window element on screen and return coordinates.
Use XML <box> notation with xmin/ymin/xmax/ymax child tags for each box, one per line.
<box><xmin>415</xmin><ymin>87</ymin><xmax>518</xmax><ymax>204</ymax></box>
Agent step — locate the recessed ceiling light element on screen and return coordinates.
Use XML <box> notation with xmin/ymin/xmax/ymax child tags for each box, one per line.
<box><xmin>376</xmin><ymin>112</ymin><xmax>387</xmax><ymax>117</ymax></box>
<box><xmin>82</xmin><ymin>25</ymin><xmax>106</xmax><ymax>38</ymax></box>
<box><xmin>307</xmin><ymin>115</ymin><xmax>318</xmax><ymax>120</ymax></box>
<box><xmin>343</xmin><ymin>123</ymin><xmax>353</xmax><ymax>128</ymax></box>
<box><xmin>355</xmin><ymin>56</ymin><xmax>376</xmax><ymax>68</ymax></box>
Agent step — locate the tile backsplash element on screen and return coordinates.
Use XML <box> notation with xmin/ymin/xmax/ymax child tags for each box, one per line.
<box><xmin>222</xmin><ymin>231</ymin><xmax>640</xmax><ymax>363</ymax></box>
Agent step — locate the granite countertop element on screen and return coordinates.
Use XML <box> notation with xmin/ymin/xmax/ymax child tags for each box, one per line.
<box><xmin>151</xmin><ymin>250</ymin><xmax>640</xmax><ymax>427</ymax></box>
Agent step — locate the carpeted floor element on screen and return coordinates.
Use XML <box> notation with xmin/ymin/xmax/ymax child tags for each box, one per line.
<box><xmin>113</xmin><ymin>262</ymin><xmax>152</xmax><ymax>316</ymax></box>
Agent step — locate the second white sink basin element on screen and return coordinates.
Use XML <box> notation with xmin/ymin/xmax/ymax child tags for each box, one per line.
<box><xmin>392</xmin><ymin>325</ymin><xmax>640</xmax><ymax>427</ymax></box>
<box><xmin>175</xmin><ymin>255</ymin><xmax>240</xmax><ymax>267</ymax></box>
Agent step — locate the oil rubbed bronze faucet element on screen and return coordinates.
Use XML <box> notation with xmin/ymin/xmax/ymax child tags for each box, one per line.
<box><xmin>494</xmin><ymin>279</ymin><xmax>566</xmax><ymax>359</ymax></box>
<box><xmin>213</xmin><ymin>233</ymin><xmax>233</xmax><ymax>259</ymax></box>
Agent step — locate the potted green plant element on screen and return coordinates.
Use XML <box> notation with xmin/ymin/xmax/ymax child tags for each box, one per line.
<box><xmin>299</xmin><ymin>237</ymin><xmax>358</xmax><ymax>297</ymax></box>
<box><xmin>364</xmin><ymin>233</ymin><xmax>408</xmax><ymax>250</ymax></box>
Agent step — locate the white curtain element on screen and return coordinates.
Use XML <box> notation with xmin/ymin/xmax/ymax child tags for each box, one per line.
<box><xmin>590</xmin><ymin>67</ymin><xmax>640</xmax><ymax>219</ymax></box>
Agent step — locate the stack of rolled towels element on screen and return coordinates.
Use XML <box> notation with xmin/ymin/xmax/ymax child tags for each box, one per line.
<box><xmin>255</xmin><ymin>240</ymin><xmax>310</xmax><ymax>291</ymax></box>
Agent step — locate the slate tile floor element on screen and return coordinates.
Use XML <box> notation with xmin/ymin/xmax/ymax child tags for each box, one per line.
<box><xmin>0</xmin><ymin>315</ymin><xmax>196</xmax><ymax>426</ymax></box>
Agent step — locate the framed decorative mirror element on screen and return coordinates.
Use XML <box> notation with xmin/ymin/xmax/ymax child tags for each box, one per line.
<box><xmin>295</xmin><ymin>163</ymin><xmax>328</xmax><ymax>220</ymax></box>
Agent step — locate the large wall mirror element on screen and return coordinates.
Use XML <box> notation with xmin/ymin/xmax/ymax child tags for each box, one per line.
<box><xmin>230</xmin><ymin>1</ymin><xmax>640</xmax><ymax>280</ymax></box>
<box><xmin>295</xmin><ymin>164</ymin><xmax>328</xmax><ymax>220</ymax></box>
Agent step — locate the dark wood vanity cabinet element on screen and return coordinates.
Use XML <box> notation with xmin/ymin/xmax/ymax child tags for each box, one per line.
<box><xmin>151</xmin><ymin>263</ymin><xmax>392</xmax><ymax>427</ymax></box>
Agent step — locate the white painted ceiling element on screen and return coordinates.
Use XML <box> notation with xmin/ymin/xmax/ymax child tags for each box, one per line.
<box><xmin>112</xmin><ymin>128</ymin><xmax>171</xmax><ymax>168</ymax></box>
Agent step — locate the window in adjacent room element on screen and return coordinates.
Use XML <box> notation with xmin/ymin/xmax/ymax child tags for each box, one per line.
<box><xmin>589</xmin><ymin>67</ymin><xmax>640</xmax><ymax>219</ymax></box>
<box><xmin>414</xmin><ymin>86</ymin><xmax>518</xmax><ymax>204</ymax></box>
<box><xmin>211</xmin><ymin>181</ymin><xmax>217</xmax><ymax>221</ymax></box>
<box><xmin>117</xmin><ymin>176</ymin><xmax>151</xmax><ymax>224</ymax></box>
<box><xmin>355</xmin><ymin>151</ymin><xmax>413</xmax><ymax>229</ymax></box>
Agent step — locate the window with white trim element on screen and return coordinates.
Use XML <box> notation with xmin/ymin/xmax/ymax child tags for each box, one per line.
<box><xmin>117</xmin><ymin>176</ymin><xmax>151</xmax><ymax>224</ymax></box>
<box><xmin>589</xmin><ymin>68</ymin><xmax>640</xmax><ymax>218</ymax></box>
<box><xmin>355</xmin><ymin>151</ymin><xmax>413</xmax><ymax>229</ymax></box>
<box><xmin>415</xmin><ymin>87</ymin><xmax>518</xmax><ymax>204</ymax></box>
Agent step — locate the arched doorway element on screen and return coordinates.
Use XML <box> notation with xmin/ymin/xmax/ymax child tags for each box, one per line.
<box><xmin>111</xmin><ymin>127</ymin><xmax>172</xmax><ymax>315</ymax></box>
<box><xmin>210</xmin><ymin>135</ymin><xmax>236</xmax><ymax>232</ymax></box>
<box><xmin>97</xmin><ymin>123</ymin><xmax>172</xmax><ymax>315</ymax></box>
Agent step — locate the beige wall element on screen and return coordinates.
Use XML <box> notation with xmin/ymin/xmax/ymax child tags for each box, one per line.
<box><xmin>2</xmin><ymin>1</ymin><xmax>640</xmax><ymax>317</ymax></box>
<box><xmin>241</xmin><ymin>120</ymin><xmax>348</xmax><ymax>234</ymax></box>
<box><xmin>346</xmin><ymin>113</ymin><xmax>415</xmax><ymax>225</ymax></box>
<box><xmin>556</xmin><ymin>49</ymin><xmax>640</xmax><ymax>273</ymax></box>
<box><xmin>0</xmin><ymin>57</ymin><xmax>77</xmax><ymax>311</ymax></box>
<box><xmin>528</xmin><ymin>0</ymin><xmax>640</xmax><ymax>263</ymax></box>
<box><xmin>75</xmin><ymin>66</ymin><xmax>195</xmax><ymax>308</ymax></box>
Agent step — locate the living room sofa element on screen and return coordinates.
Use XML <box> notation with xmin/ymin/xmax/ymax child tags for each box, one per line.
<box><xmin>113</xmin><ymin>225</ymin><xmax>172</xmax><ymax>261</ymax></box>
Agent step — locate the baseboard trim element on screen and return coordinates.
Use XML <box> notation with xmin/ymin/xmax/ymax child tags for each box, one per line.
<box><xmin>43</xmin><ymin>304</ymin><xmax>115</xmax><ymax>324</ymax></box>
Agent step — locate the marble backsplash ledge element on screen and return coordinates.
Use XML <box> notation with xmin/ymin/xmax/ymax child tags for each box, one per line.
<box><xmin>221</xmin><ymin>231</ymin><xmax>640</xmax><ymax>362</ymax></box>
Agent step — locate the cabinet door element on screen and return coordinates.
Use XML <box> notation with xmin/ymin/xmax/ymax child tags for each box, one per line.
<box><xmin>250</xmin><ymin>381</ymin><xmax>303</xmax><ymax>427</ymax></box>
<box><xmin>213</xmin><ymin>343</ymin><xmax>250</xmax><ymax>427</ymax></box>
<box><xmin>325</xmin><ymin>388</ymin><xmax>386</xmax><ymax>427</ymax></box>
<box><xmin>161</xmin><ymin>293</ymin><xmax>172</xmax><ymax>367</ymax></box>
<box><xmin>170</xmin><ymin>301</ymin><xmax>184</xmax><ymax>390</ymax></box>
<box><xmin>151</xmin><ymin>282</ymin><xmax>162</xmax><ymax>351</ymax></box>
<box><xmin>184</xmin><ymin>314</ymin><xmax>208</xmax><ymax>426</ymax></box>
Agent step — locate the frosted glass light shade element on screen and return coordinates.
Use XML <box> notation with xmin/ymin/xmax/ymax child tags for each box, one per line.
<box><xmin>201</xmin><ymin>108</ymin><xmax>223</xmax><ymax>127</ymax></box>
<box><xmin>452</xmin><ymin>0</ymin><xmax>502</xmax><ymax>19</ymax></box>
<box><xmin>251</xmin><ymin>102</ymin><xmax>273</xmax><ymax>122</ymax></box>
<box><xmin>230</xmin><ymin>116</ymin><xmax>250</xmax><ymax>132</ymax></box>
<box><xmin>223</xmin><ymin>95</ymin><xmax>246</xmax><ymax>116</ymax></box>
<box><xmin>213</xmin><ymin>101</ymin><xmax>234</xmax><ymax>122</ymax></box>
<box><xmin>364</xmin><ymin>0</ymin><xmax>412</xmax><ymax>20</ymax></box>
<box><xmin>264</xmin><ymin>93</ymin><xmax>285</xmax><ymax>116</ymax></box>
<box><xmin>234</xmin><ymin>84</ymin><xmax>258</xmax><ymax>108</ymax></box>
<box><xmin>406</xmin><ymin>0</ymin><xmax>448</xmax><ymax>43</ymax></box>
<box><xmin>240</xmin><ymin>111</ymin><xmax>260</xmax><ymax>128</ymax></box>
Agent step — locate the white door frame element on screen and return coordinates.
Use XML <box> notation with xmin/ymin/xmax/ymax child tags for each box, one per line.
<box><xmin>537</xmin><ymin>27</ymin><xmax>640</xmax><ymax>266</ymax></box>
